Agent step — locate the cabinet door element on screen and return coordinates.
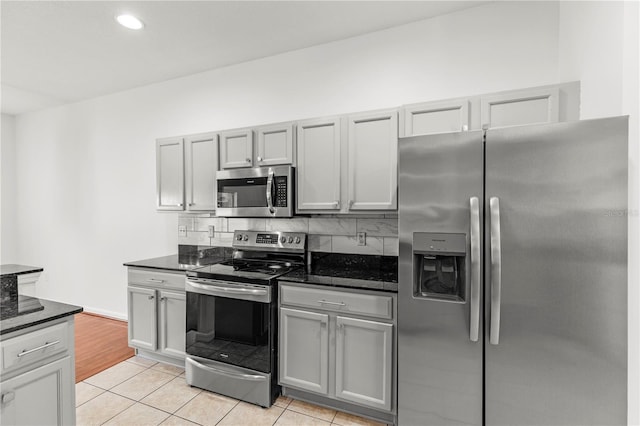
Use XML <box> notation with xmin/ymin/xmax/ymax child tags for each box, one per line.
<box><xmin>127</xmin><ymin>286</ymin><xmax>157</xmax><ymax>351</ymax></box>
<box><xmin>220</xmin><ymin>129</ymin><xmax>254</xmax><ymax>169</ymax></box>
<box><xmin>480</xmin><ymin>86</ymin><xmax>559</xmax><ymax>128</ymax></box>
<box><xmin>401</xmin><ymin>98</ymin><xmax>470</xmax><ymax>136</ymax></box>
<box><xmin>347</xmin><ymin>109</ymin><xmax>398</xmax><ymax>211</ymax></box>
<box><xmin>257</xmin><ymin>124</ymin><xmax>294</xmax><ymax>166</ymax></box>
<box><xmin>279</xmin><ymin>308</ymin><xmax>329</xmax><ymax>394</ymax></box>
<box><xmin>185</xmin><ymin>132</ymin><xmax>218</xmax><ymax>211</ymax></box>
<box><xmin>156</xmin><ymin>137</ymin><xmax>185</xmax><ymax>211</ymax></box>
<box><xmin>0</xmin><ymin>356</ymin><xmax>75</xmax><ymax>425</ymax></box>
<box><xmin>335</xmin><ymin>316</ymin><xmax>393</xmax><ymax>411</ymax></box>
<box><xmin>158</xmin><ymin>290</ymin><xmax>186</xmax><ymax>359</ymax></box>
<box><xmin>296</xmin><ymin>117</ymin><xmax>342</xmax><ymax>212</ymax></box>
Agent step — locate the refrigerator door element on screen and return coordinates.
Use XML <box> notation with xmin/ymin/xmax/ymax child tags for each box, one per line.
<box><xmin>484</xmin><ymin>117</ymin><xmax>628</xmax><ymax>425</ymax></box>
<box><xmin>398</xmin><ymin>130</ymin><xmax>484</xmax><ymax>425</ymax></box>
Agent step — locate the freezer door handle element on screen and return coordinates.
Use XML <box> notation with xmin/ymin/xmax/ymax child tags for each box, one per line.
<box><xmin>469</xmin><ymin>197</ymin><xmax>481</xmax><ymax>342</ymax></box>
<box><xmin>489</xmin><ymin>196</ymin><xmax>502</xmax><ymax>345</ymax></box>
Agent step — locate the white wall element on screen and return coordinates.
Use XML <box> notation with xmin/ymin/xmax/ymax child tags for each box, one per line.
<box><xmin>1</xmin><ymin>113</ymin><xmax>18</xmax><ymax>264</ymax></box>
<box><xmin>8</xmin><ymin>1</ymin><xmax>639</xmax><ymax>421</ymax></box>
<box><xmin>558</xmin><ymin>2</ymin><xmax>639</xmax><ymax>424</ymax></box>
<box><xmin>13</xmin><ymin>1</ymin><xmax>562</xmax><ymax>316</ymax></box>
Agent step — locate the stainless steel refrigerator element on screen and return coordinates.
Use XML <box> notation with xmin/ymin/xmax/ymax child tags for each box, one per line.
<box><xmin>398</xmin><ymin>117</ymin><xmax>628</xmax><ymax>425</ymax></box>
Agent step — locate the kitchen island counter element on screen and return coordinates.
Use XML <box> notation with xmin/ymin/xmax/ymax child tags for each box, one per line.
<box><xmin>0</xmin><ymin>264</ymin><xmax>43</xmax><ymax>277</ymax></box>
<box><xmin>0</xmin><ymin>297</ymin><xmax>82</xmax><ymax>336</ymax></box>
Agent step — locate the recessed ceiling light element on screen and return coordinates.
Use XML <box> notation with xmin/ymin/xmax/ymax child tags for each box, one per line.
<box><xmin>116</xmin><ymin>14</ymin><xmax>144</xmax><ymax>30</ymax></box>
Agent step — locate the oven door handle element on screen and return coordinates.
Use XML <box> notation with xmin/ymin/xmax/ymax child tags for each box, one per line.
<box><xmin>266</xmin><ymin>169</ymin><xmax>276</xmax><ymax>214</ymax></box>
<box><xmin>187</xmin><ymin>357</ymin><xmax>267</xmax><ymax>382</ymax></box>
<box><xmin>186</xmin><ymin>280</ymin><xmax>269</xmax><ymax>297</ymax></box>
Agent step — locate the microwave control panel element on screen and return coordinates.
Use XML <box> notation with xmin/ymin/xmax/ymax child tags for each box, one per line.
<box><xmin>274</xmin><ymin>176</ymin><xmax>288</xmax><ymax>207</ymax></box>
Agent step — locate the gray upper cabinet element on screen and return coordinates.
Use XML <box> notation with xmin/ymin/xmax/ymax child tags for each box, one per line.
<box><xmin>400</xmin><ymin>98</ymin><xmax>470</xmax><ymax>137</ymax></box>
<box><xmin>156</xmin><ymin>137</ymin><xmax>185</xmax><ymax>211</ymax></box>
<box><xmin>256</xmin><ymin>123</ymin><xmax>295</xmax><ymax>166</ymax></box>
<box><xmin>401</xmin><ymin>82</ymin><xmax>579</xmax><ymax>137</ymax></box>
<box><xmin>156</xmin><ymin>132</ymin><xmax>218</xmax><ymax>212</ymax></box>
<box><xmin>347</xmin><ymin>109</ymin><xmax>398</xmax><ymax>211</ymax></box>
<box><xmin>219</xmin><ymin>129</ymin><xmax>254</xmax><ymax>169</ymax></box>
<box><xmin>296</xmin><ymin>117</ymin><xmax>342</xmax><ymax>212</ymax></box>
<box><xmin>184</xmin><ymin>132</ymin><xmax>218</xmax><ymax>211</ymax></box>
<box><xmin>480</xmin><ymin>86</ymin><xmax>559</xmax><ymax>128</ymax></box>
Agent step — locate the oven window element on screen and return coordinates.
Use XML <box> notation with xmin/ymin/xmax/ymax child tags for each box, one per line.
<box><xmin>186</xmin><ymin>292</ymin><xmax>272</xmax><ymax>373</ymax></box>
<box><xmin>217</xmin><ymin>178</ymin><xmax>268</xmax><ymax>208</ymax></box>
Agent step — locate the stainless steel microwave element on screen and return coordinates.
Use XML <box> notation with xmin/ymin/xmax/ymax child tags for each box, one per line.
<box><xmin>215</xmin><ymin>166</ymin><xmax>294</xmax><ymax>217</ymax></box>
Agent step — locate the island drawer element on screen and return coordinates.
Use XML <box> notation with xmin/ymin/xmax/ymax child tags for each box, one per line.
<box><xmin>279</xmin><ymin>283</ymin><xmax>393</xmax><ymax>320</ymax></box>
<box><xmin>1</xmin><ymin>321</ymin><xmax>70</xmax><ymax>374</ymax></box>
<box><xmin>128</xmin><ymin>268</ymin><xmax>184</xmax><ymax>290</ymax></box>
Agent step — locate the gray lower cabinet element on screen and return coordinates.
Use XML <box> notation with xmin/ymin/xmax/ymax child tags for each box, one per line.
<box><xmin>279</xmin><ymin>308</ymin><xmax>329</xmax><ymax>394</ymax></box>
<box><xmin>127</xmin><ymin>268</ymin><xmax>186</xmax><ymax>365</ymax></box>
<box><xmin>0</xmin><ymin>318</ymin><xmax>76</xmax><ymax>425</ymax></box>
<box><xmin>279</xmin><ymin>282</ymin><xmax>396</xmax><ymax>422</ymax></box>
<box><xmin>335</xmin><ymin>316</ymin><xmax>393</xmax><ymax>411</ymax></box>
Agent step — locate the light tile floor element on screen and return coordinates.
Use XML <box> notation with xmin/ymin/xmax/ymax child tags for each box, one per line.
<box><xmin>76</xmin><ymin>356</ymin><xmax>387</xmax><ymax>426</ymax></box>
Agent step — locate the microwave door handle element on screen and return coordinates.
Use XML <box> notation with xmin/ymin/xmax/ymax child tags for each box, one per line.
<box><xmin>266</xmin><ymin>169</ymin><xmax>275</xmax><ymax>214</ymax></box>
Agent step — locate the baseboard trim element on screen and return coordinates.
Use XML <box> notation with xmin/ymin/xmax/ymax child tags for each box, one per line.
<box><xmin>81</xmin><ymin>306</ymin><xmax>127</xmax><ymax>321</ymax></box>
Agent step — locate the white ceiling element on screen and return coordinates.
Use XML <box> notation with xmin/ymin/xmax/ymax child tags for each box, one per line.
<box><xmin>1</xmin><ymin>1</ymin><xmax>487</xmax><ymax>116</ymax></box>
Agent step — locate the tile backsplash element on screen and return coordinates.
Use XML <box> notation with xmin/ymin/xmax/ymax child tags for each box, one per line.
<box><xmin>178</xmin><ymin>214</ymin><xmax>398</xmax><ymax>256</ymax></box>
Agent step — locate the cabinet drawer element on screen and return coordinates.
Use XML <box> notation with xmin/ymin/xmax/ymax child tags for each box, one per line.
<box><xmin>128</xmin><ymin>268</ymin><xmax>185</xmax><ymax>290</ymax></box>
<box><xmin>280</xmin><ymin>284</ymin><xmax>393</xmax><ymax>320</ymax></box>
<box><xmin>1</xmin><ymin>322</ymin><xmax>69</xmax><ymax>374</ymax></box>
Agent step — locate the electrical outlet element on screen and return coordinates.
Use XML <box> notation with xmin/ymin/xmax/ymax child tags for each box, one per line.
<box><xmin>178</xmin><ymin>225</ymin><xmax>187</xmax><ymax>237</ymax></box>
<box><xmin>208</xmin><ymin>225</ymin><xmax>215</xmax><ymax>238</ymax></box>
<box><xmin>357</xmin><ymin>232</ymin><xmax>366</xmax><ymax>246</ymax></box>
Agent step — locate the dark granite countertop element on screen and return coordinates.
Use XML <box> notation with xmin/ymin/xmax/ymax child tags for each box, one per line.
<box><xmin>280</xmin><ymin>253</ymin><xmax>398</xmax><ymax>293</ymax></box>
<box><xmin>0</xmin><ymin>297</ymin><xmax>83</xmax><ymax>336</ymax></box>
<box><xmin>124</xmin><ymin>248</ymin><xmax>232</xmax><ymax>273</ymax></box>
<box><xmin>123</xmin><ymin>254</ymin><xmax>206</xmax><ymax>272</ymax></box>
<box><xmin>1</xmin><ymin>264</ymin><xmax>44</xmax><ymax>277</ymax></box>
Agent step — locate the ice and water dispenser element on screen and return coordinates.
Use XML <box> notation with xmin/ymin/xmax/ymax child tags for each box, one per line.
<box><xmin>413</xmin><ymin>232</ymin><xmax>467</xmax><ymax>302</ymax></box>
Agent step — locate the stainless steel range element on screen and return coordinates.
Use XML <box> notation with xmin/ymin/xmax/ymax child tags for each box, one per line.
<box><xmin>185</xmin><ymin>230</ymin><xmax>306</xmax><ymax>407</ymax></box>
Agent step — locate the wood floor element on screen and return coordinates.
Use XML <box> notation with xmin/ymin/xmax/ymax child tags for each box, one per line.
<box><xmin>74</xmin><ymin>312</ymin><xmax>134</xmax><ymax>383</ymax></box>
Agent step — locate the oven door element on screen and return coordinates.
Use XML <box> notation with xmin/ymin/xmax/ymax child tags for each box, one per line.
<box><xmin>216</xmin><ymin>165</ymin><xmax>293</xmax><ymax>217</ymax></box>
<box><xmin>185</xmin><ymin>278</ymin><xmax>274</xmax><ymax>373</ymax></box>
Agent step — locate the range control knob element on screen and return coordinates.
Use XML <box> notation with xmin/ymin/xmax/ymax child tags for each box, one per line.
<box><xmin>243</xmin><ymin>234</ymin><xmax>249</xmax><ymax>241</ymax></box>
<box><xmin>280</xmin><ymin>236</ymin><xmax>286</xmax><ymax>243</ymax></box>
<box><xmin>236</xmin><ymin>234</ymin><xmax>243</xmax><ymax>241</ymax></box>
<box><xmin>287</xmin><ymin>236</ymin><xmax>294</xmax><ymax>243</ymax></box>
<box><xmin>294</xmin><ymin>236</ymin><xmax>301</xmax><ymax>244</ymax></box>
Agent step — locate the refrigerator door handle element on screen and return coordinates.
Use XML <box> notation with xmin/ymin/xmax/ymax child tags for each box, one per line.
<box><xmin>489</xmin><ymin>196</ymin><xmax>502</xmax><ymax>345</ymax></box>
<box><xmin>469</xmin><ymin>197</ymin><xmax>481</xmax><ymax>342</ymax></box>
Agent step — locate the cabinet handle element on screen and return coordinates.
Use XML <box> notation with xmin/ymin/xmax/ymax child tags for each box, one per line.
<box><xmin>160</xmin><ymin>297</ymin><xmax>167</xmax><ymax>302</ymax></box>
<box><xmin>317</xmin><ymin>299</ymin><xmax>346</xmax><ymax>307</ymax></box>
<box><xmin>17</xmin><ymin>340</ymin><xmax>60</xmax><ymax>358</ymax></box>
<box><xmin>146</xmin><ymin>278</ymin><xmax>165</xmax><ymax>283</ymax></box>
<box><xmin>1</xmin><ymin>392</ymin><xmax>15</xmax><ymax>404</ymax></box>
<box><xmin>334</xmin><ymin>200</ymin><xmax>340</xmax><ymax>209</ymax></box>
<box><xmin>148</xmin><ymin>295</ymin><xmax>155</xmax><ymax>300</ymax></box>
<box><xmin>246</xmin><ymin>158</ymin><xmax>251</xmax><ymax>163</ymax></box>
<box><xmin>348</xmin><ymin>200</ymin><xmax>354</xmax><ymax>209</ymax></box>
<box><xmin>257</xmin><ymin>156</ymin><xmax>263</xmax><ymax>162</ymax></box>
<box><xmin>177</xmin><ymin>203</ymin><xmax>184</xmax><ymax>207</ymax></box>
<box><xmin>188</xmin><ymin>203</ymin><xmax>194</xmax><ymax>206</ymax></box>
